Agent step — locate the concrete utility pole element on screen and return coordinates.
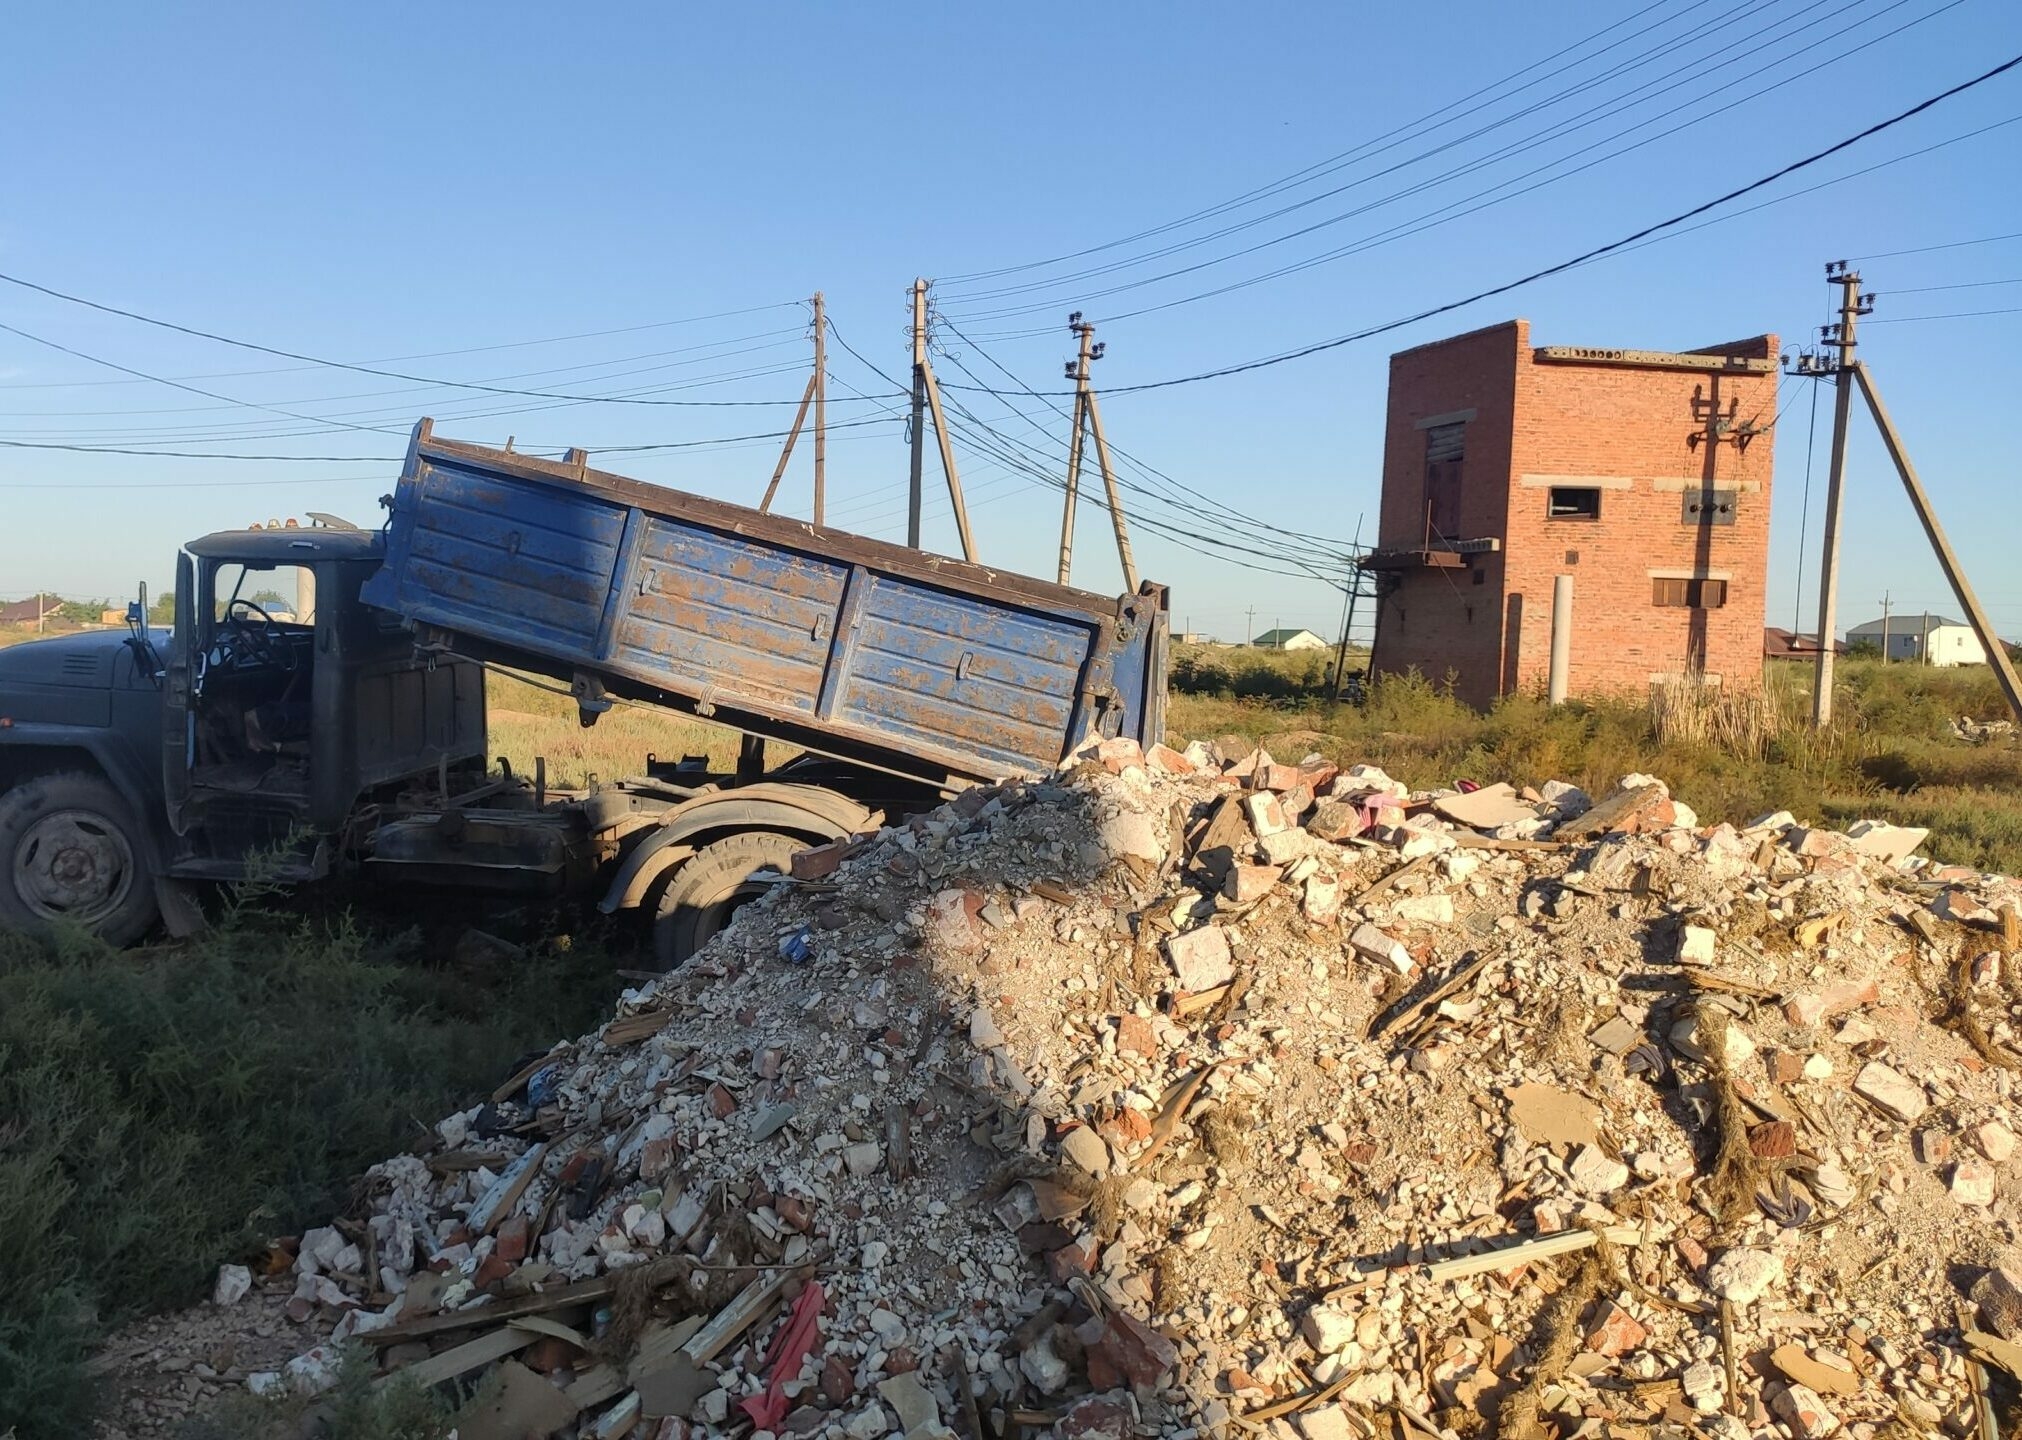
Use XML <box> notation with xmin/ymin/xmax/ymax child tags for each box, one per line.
<box><xmin>812</xmin><ymin>290</ymin><xmax>826</xmax><ymax>526</ymax></box>
<box><xmin>908</xmin><ymin>280</ymin><xmax>928</xmax><ymax>549</ymax></box>
<box><xmin>1054</xmin><ymin>314</ymin><xmax>1139</xmax><ymax>592</ymax></box>
<box><xmin>901</xmin><ymin>279</ymin><xmax>976</xmax><ymax>562</ymax></box>
<box><xmin>1245</xmin><ymin>607</ymin><xmax>1256</xmax><ymax>648</ymax></box>
<box><xmin>1803</xmin><ymin>262</ymin><xmax>1871</xmax><ymax>726</ymax></box>
<box><xmin>1880</xmin><ymin>591</ymin><xmax>1891</xmax><ymax>663</ymax></box>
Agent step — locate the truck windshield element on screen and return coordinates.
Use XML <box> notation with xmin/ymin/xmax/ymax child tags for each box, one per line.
<box><xmin>211</xmin><ymin>563</ymin><xmax>316</xmax><ymax>626</ymax></box>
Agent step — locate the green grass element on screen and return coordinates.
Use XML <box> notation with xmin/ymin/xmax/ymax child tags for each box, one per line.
<box><xmin>1168</xmin><ymin>657</ymin><xmax>2022</xmax><ymax>874</ymax></box>
<box><xmin>484</xmin><ymin>669</ymin><xmax>754</xmax><ymax>787</ymax></box>
<box><xmin>0</xmin><ymin>908</ymin><xmax>623</xmax><ymax>1438</ymax></box>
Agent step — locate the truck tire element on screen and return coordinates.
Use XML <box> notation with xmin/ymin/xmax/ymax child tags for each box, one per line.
<box><xmin>651</xmin><ymin>831</ymin><xmax>801</xmax><ymax>970</ymax></box>
<box><xmin>0</xmin><ymin>771</ymin><xmax>159</xmax><ymax>946</ymax></box>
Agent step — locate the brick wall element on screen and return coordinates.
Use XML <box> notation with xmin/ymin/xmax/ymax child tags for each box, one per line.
<box><xmin>1371</xmin><ymin>322</ymin><xmax>1523</xmax><ymax>707</ymax></box>
<box><xmin>1369</xmin><ymin>320</ymin><xmax>1777</xmax><ymax>708</ymax></box>
<box><xmin>1504</xmin><ymin>341</ymin><xmax>1777</xmax><ymax>695</ymax></box>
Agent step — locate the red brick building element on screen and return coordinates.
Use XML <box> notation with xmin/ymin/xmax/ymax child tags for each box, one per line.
<box><xmin>1362</xmin><ymin>319</ymin><xmax>1777</xmax><ymax>708</ymax></box>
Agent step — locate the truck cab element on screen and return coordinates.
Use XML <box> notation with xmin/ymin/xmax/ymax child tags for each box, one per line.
<box><xmin>0</xmin><ymin>523</ymin><xmax>488</xmax><ymax>942</ymax></box>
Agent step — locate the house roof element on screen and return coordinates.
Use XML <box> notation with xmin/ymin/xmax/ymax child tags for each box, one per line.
<box><xmin>0</xmin><ymin>593</ymin><xmax>66</xmax><ymax>624</ymax></box>
<box><xmin>1763</xmin><ymin>626</ymin><xmax>1842</xmax><ymax>658</ymax></box>
<box><xmin>1846</xmin><ymin>613</ymin><xmax>1965</xmax><ymax>635</ymax></box>
<box><xmin>1253</xmin><ymin>628</ymin><xmax>1323</xmax><ymax>645</ymax></box>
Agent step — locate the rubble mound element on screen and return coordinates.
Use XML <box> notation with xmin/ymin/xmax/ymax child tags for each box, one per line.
<box><xmin>119</xmin><ymin>740</ymin><xmax>2022</xmax><ymax>1439</ymax></box>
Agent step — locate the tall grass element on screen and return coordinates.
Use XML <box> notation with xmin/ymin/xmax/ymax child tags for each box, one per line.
<box><xmin>0</xmin><ymin>910</ymin><xmax>623</xmax><ymax>1438</ymax></box>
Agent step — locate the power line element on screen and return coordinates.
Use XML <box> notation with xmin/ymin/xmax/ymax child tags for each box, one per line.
<box><xmin>941</xmin><ymin>0</ymin><xmax>1783</xmax><ymax>305</ymax></box>
<box><xmin>1865</xmin><ymin>305</ymin><xmax>2022</xmax><ymax>323</ymax></box>
<box><xmin>0</xmin><ymin>301</ymin><xmax>806</xmax><ymax>390</ymax></box>
<box><xmin>1879</xmin><ymin>277</ymin><xmax>2022</xmax><ymax>294</ymax></box>
<box><xmin>0</xmin><ymin>271</ymin><xmax>876</xmax><ymax>406</ymax></box>
<box><xmin>939</xmin><ymin>52</ymin><xmax>2022</xmax><ymax>398</ymax></box>
<box><xmin>946</xmin><ymin>0</ymin><xmax>1959</xmax><ymax>325</ymax></box>
<box><xmin>938</xmin><ymin>0</ymin><xmax>1716</xmax><ymax>287</ymax></box>
<box><xmin>1849</xmin><ymin>230</ymin><xmax>2022</xmax><ymax>260</ymax></box>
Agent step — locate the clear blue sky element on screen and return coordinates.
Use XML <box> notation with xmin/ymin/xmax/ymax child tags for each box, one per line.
<box><xmin>2</xmin><ymin>0</ymin><xmax>2018</xmax><ymax>644</ymax></box>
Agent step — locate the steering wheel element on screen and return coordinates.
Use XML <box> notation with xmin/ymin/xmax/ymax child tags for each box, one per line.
<box><xmin>220</xmin><ymin>598</ymin><xmax>297</xmax><ymax>672</ymax></box>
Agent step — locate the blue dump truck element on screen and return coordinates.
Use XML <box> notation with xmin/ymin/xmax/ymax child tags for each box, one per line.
<box><xmin>0</xmin><ymin>421</ymin><xmax>1167</xmax><ymax>962</ymax></box>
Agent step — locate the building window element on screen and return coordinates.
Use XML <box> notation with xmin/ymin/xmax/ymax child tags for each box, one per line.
<box><xmin>1548</xmin><ymin>487</ymin><xmax>1601</xmax><ymax>520</ymax></box>
<box><xmin>1653</xmin><ymin>577</ymin><xmax>1728</xmax><ymax>608</ymax></box>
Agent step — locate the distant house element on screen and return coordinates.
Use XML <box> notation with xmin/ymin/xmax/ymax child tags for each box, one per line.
<box><xmin>0</xmin><ymin>593</ymin><xmax>66</xmax><ymax>625</ymax></box>
<box><xmin>1253</xmin><ymin>628</ymin><xmax>1328</xmax><ymax>652</ymax></box>
<box><xmin>1763</xmin><ymin>627</ymin><xmax>1842</xmax><ymax>660</ymax></box>
<box><xmin>1173</xmin><ymin>631</ymin><xmax>1217</xmax><ymax>646</ymax></box>
<box><xmin>1845</xmin><ymin>613</ymin><xmax>1986</xmax><ymax>666</ymax></box>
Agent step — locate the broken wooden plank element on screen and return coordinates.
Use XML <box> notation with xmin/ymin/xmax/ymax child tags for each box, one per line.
<box><xmin>1352</xmin><ymin>853</ymin><xmax>1431</xmax><ymax>908</ymax></box>
<box><xmin>382</xmin><ymin>1324</ymin><xmax>537</xmax><ymax>1389</ymax></box>
<box><xmin>1340</xmin><ymin>1225</ymin><xmax>1645</xmax><ymax>1291</ymax></box>
<box><xmin>363</xmin><ymin>1275</ymin><xmax>614</xmax><ymax>1346</ymax></box>
<box><xmin>601</xmin><ymin>1008</ymin><xmax>674</xmax><ymax>1047</ymax></box>
<box><xmin>469</xmin><ymin>1142</ymin><xmax>547</xmax><ymax>1235</ymax></box>
<box><xmin>684</xmin><ymin>1271</ymin><xmax>790</xmax><ymax>1365</ymax></box>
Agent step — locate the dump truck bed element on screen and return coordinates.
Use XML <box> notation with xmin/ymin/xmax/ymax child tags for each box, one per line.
<box><xmin>360</xmin><ymin>422</ymin><xmax>1168</xmax><ymax>787</ymax></box>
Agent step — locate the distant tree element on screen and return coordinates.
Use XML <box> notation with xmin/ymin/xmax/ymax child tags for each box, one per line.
<box><xmin>1846</xmin><ymin>638</ymin><xmax>1881</xmax><ymax>659</ymax></box>
<box><xmin>148</xmin><ymin>590</ymin><xmax>176</xmax><ymax>624</ymax></box>
<box><xmin>249</xmin><ymin>588</ymin><xmax>290</xmax><ymax>610</ymax></box>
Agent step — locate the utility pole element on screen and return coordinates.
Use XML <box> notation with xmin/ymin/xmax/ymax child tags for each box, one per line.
<box><xmin>907</xmin><ymin>280</ymin><xmax>928</xmax><ymax>549</ymax></box>
<box><xmin>1057</xmin><ymin>320</ymin><xmax>1091</xmax><ymax>586</ymax></box>
<box><xmin>1054</xmin><ymin>314</ymin><xmax>1140</xmax><ymax>592</ymax></box>
<box><xmin>1796</xmin><ymin>262</ymin><xmax>1871</xmax><ymax>726</ymax></box>
<box><xmin>1880</xmin><ymin>590</ymin><xmax>1890</xmax><ymax>663</ymax></box>
<box><xmin>902</xmin><ymin>279</ymin><xmax>976</xmax><ymax>562</ymax></box>
<box><xmin>812</xmin><ymin>290</ymin><xmax>825</xmax><ymax>526</ymax></box>
<box><xmin>1245</xmin><ymin>607</ymin><xmax>1256</xmax><ymax>648</ymax></box>
<box><xmin>760</xmin><ymin>291</ymin><xmax>826</xmax><ymax>520</ymax></box>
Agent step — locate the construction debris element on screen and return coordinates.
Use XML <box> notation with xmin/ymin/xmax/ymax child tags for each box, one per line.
<box><xmin>120</xmin><ymin>737</ymin><xmax>2022</xmax><ymax>1439</ymax></box>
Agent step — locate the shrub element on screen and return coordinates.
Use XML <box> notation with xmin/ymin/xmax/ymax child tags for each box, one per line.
<box><xmin>0</xmin><ymin>911</ymin><xmax>621</xmax><ymax>1438</ymax></box>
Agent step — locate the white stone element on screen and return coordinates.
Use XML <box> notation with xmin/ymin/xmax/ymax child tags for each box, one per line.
<box><xmin>1706</xmin><ymin>1247</ymin><xmax>1783</xmax><ymax>1306</ymax></box>
<box><xmin>1060</xmin><ymin>1126</ymin><xmax>1111</xmax><ymax>1178</ymax></box>
<box><xmin>845</xmin><ymin>1402</ymin><xmax>892</xmax><ymax>1439</ymax></box>
<box><xmin>877</xmin><ymin>1372</ymin><xmax>940</xmax><ymax>1434</ymax></box>
<box><xmin>1677</xmin><ymin>925</ymin><xmax>1717</xmax><ymax>965</ymax></box>
<box><xmin>1296</xmin><ymin>1403</ymin><xmax>1358</xmax><ymax>1440</ymax></box>
<box><xmin>1845</xmin><ymin>819</ymin><xmax>1929</xmax><ymax>863</ymax></box>
<box><xmin>212</xmin><ymin>1264</ymin><xmax>252</xmax><ymax>1306</ymax></box>
<box><xmin>1771</xmin><ymin>1382</ymin><xmax>1841</xmax><ymax>1439</ymax></box>
<box><xmin>868</xmin><ymin>1307</ymin><xmax>906</xmax><ymax>1343</ymax></box>
<box><xmin>1569</xmin><ymin>1146</ymin><xmax>1630</xmax><ymax>1195</ymax></box>
<box><xmin>1853</xmin><ymin>1061</ymin><xmax>1928</xmax><ymax>1123</ymax></box>
<box><xmin>843</xmin><ymin>1141</ymin><xmax>884</xmax><ymax>1178</ymax></box>
<box><xmin>1976</xmin><ymin>1121</ymin><xmax>2017</xmax><ymax>1163</ymax></box>
<box><xmin>1392</xmin><ymin>893</ymin><xmax>1454</xmax><ymax>925</ymax></box>
<box><xmin>1167</xmin><ymin>926</ymin><xmax>1235</xmax><ymax>991</ymax></box>
<box><xmin>1681</xmin><ymin>1358</ymin><xmax>1723</xmax><ymax>1412</ymax></box>
<box><xmin>1019</xmin><ymin>1333</ymin><xmax>1070</xmax><ymax>1394</ymax></box>
<box><xmin>1349</xmin><ymin>923</ymin><xmax>1412</xmax><ymax>974</ymax></box>
<box><xmin>1952</xmin><ymin>1160</ymin><xmax>1998</xmax><ymax>1208</ymax></box>
<box><xmin>1301</xmin><ymin>1304</ymin><xmax>1358</xmax><ymax>1354</ymax></box>
<box><xmin>1802</xmin><ymin>1054</ymin><xmax>1834</xmax><ymax>1080</ymax></box>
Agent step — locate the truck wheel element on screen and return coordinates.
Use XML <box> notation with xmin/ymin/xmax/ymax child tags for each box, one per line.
<box><xmin>0</xmin><ymin>772</ymin><xmax>159</xmax><ymax>946</ymax></box>
<box><xmin>651</xmin><ymin>832</ymin><xmax>802</xmax><ymax>970</ymax></box>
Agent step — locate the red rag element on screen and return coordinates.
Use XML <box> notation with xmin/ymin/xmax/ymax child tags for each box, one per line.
<box><xmin>738</xmin><ymin>1281</ymin><xmax>826</xmax><ymax>1430</ymax></box>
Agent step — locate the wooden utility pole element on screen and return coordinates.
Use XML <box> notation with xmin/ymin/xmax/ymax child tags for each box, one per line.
<box><xmin>760</xmin><ymin>292</ymin><xmax>826</xmax><ymax>519</ymax></box>
<box><xmin>1851</xmin><ymin>361</ymin><xmax>2022</xmax><ymax>720</ymax></box>
<box><xmin>908</xmin><ymin>280</ymin><xmax>928</xmax><ymax>549</ymax></box>
<box><xmin>1804</xmin><ymin>262</ymin><xmax>1870</xmax><ymax>726</ymax></box>
<box><xmin>1055</xmin><ymin>314</ymin><xmax>1139</xmax><ymax>591</ymax></box>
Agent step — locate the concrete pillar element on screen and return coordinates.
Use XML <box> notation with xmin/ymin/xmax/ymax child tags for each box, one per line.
<box><xmin>1548</xmin><ymin>575</ymin><xmax>1573</xmax><ymax>705</ymax></box>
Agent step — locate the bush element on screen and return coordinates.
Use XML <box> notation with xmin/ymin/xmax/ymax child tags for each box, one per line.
<box><xmin>0</xmin><ymin>911</ymin><xmax>621</xmax><ymax>1438</ymax></box>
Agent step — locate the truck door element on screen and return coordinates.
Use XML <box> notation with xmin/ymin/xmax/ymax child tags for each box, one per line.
<box><xmin>162</xmin><ymin>551</ymin><xmax>196</xmax><ymax>833</ymax></box>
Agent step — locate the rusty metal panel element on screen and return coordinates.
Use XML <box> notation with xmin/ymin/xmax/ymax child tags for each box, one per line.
<box><xmin>385</xmin><ymin>460</ymin><xmax>628</xmax><ymax>654</ymax></box>
<box><xmin>612</xmin><ymin>518</ymin><xmax>849</xmax><ymax>716</ymax></box>
<box><xmin>828</xmin><ymin>575</ymin><xmax>1091</xmax><ymax>776</ymax></box>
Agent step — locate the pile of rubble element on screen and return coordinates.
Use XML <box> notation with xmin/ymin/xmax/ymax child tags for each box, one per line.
<box><xmin>144</xmin><ymin>738</ymin><xmax>2022</xmax><ymax>1439</ymax></box>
